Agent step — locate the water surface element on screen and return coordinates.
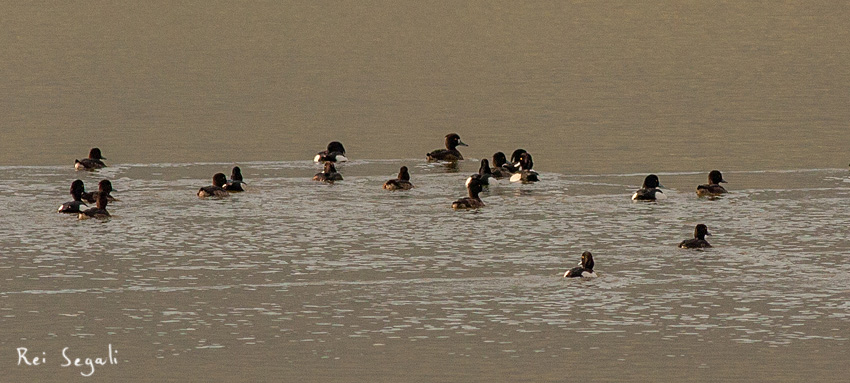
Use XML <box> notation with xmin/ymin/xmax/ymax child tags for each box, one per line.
<box><xmin>2</xmin><ymin>162</ymin><xmax>849</xmax><ymax>381</ymax></box>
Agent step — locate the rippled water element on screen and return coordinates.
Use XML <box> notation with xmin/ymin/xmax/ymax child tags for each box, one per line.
<box><xmin>2</xmin><ymin>161</ymin><xmax>848</xmax><ymax>381</ymax></box>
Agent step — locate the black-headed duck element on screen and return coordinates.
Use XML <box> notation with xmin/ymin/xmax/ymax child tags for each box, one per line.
<box><xmin>563</xmin><ymin>251</ymin><xmax>598</xmax><ymax>278</ymax></box>
<box><xmin>509</xmin><ymin>152</ymin><xmax>539</xmax><ymax>183</ymax></box>
<box><xmin>510</xmin><ymin>149</ymin><xmax>527</xmax><ymax>166</ymax></box>
<box><xmin>632</xmin><ymin>174</ymin><xmax>665</xmax><ymax>201</ymax></box>
<box><xmin>74</xmin><ymin>148</ymin><xmax>107</xmax><ymax>170</ymax></box>
<box><xmin>466</xmin><ymin>159</ymin><xmax>493</xmax><ymax>187</ymax></box>
<box><xmin>490</xmin><ymin>152</ymin><xmax>517</xmax><ymax>178</ymax></box>
<box><xmin>58</xmin><ymin>180</ymin><xmax>87</xmax><ymax>214</ymax></box>
<box><xmin>224</xmin><ymin>166</ymin><xmax>246</xmax><ymax>192</ymax></box>
<box><xmin>314</xmin><ymin>141</ymin><xmax>348</xmax><ymax>163</ymax></box>
<box><xmin>198</xmin><ymin>173</ymin><xmax>229</xmax><ymax>198</ymax></box>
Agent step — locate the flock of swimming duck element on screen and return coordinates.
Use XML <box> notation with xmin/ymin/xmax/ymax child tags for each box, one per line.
<box><xmin>59</xmin><ymin>134</ymin><xmax>729</xmax><ymax>279</ymax></box>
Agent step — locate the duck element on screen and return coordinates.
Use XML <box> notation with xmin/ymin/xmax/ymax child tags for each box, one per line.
<box><xmin>452</xmin><ymin>176</ymin><xmax>485</xmax><ymax>209</ymax></box>
<box><xmin>563</xmin><ymin>251</ymin><xmax>598</xmax><ymax>278</ymax></box>
<box><xmin>58</xmin><ymin>180</ymin><xmax>87</xmax><ymax>214</ymax></box>
<box><xmin>74</xmin><ymin>148</ymin><xmax>107</xmax><ymax>170</ymax></box>
<box><xmin>426</xmin><ymin>133</ymin><xmax>467</xmax><ymax>162</ymax></box>
<box><xmin>81</xmin><ymin>180</ymin><xmax>116</xmax><ymax>203</ymax></box>
<box><xmin>383</xmin><ymin>166</ymin><xmax>414</xmax><ymax>190</ymax></box>
<box><xmin>678</xmin><ymin>224</ymin><xmax>712</xmax><ymax>248</ymax></box>
<box><xmin>313</xmin><ymin>162</ymin><xmax>343</xmax><ymax>183</ymax></box>
<box><xmin>224</xmin><ymin>166</ymin><xmax>246</xmax><ymax>192</ymax></box>
<box><xmin>466</xmin><ymin>159</ymin><xmax>493</xmax><ymax>187</ymax></box>
<box><xmin>314</xmin><ymin>141</ymin><xmax>348</xmax><ymax>163</ymax></box>
<box><xmin>632</xmin><ymin>174</ymin><xmax>665</xmax><ymax>201</ymax></box>
<box><xmin>78</xmin><ymin>192</ymin><xmax>110</xmax><ymax>220</ymax></box>
<box><xmin>198</xmin><ymin>173</ymin><xmax>229</xmax><ymax>198</ymax></box>
<box><xmin>696</xmin><ymin>170</ymin><xmax>727</xmax><ymax>197</ymax></box>
<box><xmin>490</xmin><ymin>152</ymin><xmax>517</xmax><ymax>178</ymax></box>
<box><xmin>510</xmin><ymin>149</ymin><xmax>527</xmax><ymax>166</ymax></box>
<box><xmin>509</xmin><ymin>152</ymin><xmax>539</xmax><ymax>183</ymax></box>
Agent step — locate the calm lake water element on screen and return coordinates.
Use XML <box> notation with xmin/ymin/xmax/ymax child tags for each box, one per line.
<box><xmin>2</xmin><ymin>1</ymin><xmax>849</xmax><ymax>382</ymax></box>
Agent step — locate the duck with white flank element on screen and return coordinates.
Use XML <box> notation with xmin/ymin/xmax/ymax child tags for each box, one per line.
<box><xmin>564</xmin><ymin>251</ymin><xmax>598</xmax><ymax>278</ymax></box>
<box><xmin>224</xmin><ymin>166</ymin><xmax>246</xmax><ymax>192</ymax></box>
<box><xmin>74</xmin><ymin>148</ymin><xmax>107</xmax><ymax>170</ymax></box>
<box><xmin>314</xmin><ymin>141</ymin><xmax>348</xmax><ymax>163</ymax></box>
<box><xmin>58</xmin><ymin>180</ymin><xmax>87</xmax><ymax>214</ymax></box>
<box><xmin>632</xmin><ymin>174</ymin><xmax>665</xmax><ymax>201</ymax></box>
<box><xmin>509</xmin><ymin>152</ymin><xmax>539</xmax><ymax>183</ymax></box>
<box><xmin>466</xmin><ymin>159</ymin><xmax>493</xmax><ymax>187</ymax></box>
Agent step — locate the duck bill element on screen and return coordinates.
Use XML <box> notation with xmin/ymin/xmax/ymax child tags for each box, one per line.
<box><xmin>457</xmin><ymin>141</ymin><xmax>468</xmax><ymax>147</ymax></box>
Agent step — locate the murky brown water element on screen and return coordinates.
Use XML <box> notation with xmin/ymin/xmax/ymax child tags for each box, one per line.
<box><xmin>2</xmin><ymin>2</ymin><xmax>849</xmax><ymax>381</ymax></box>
